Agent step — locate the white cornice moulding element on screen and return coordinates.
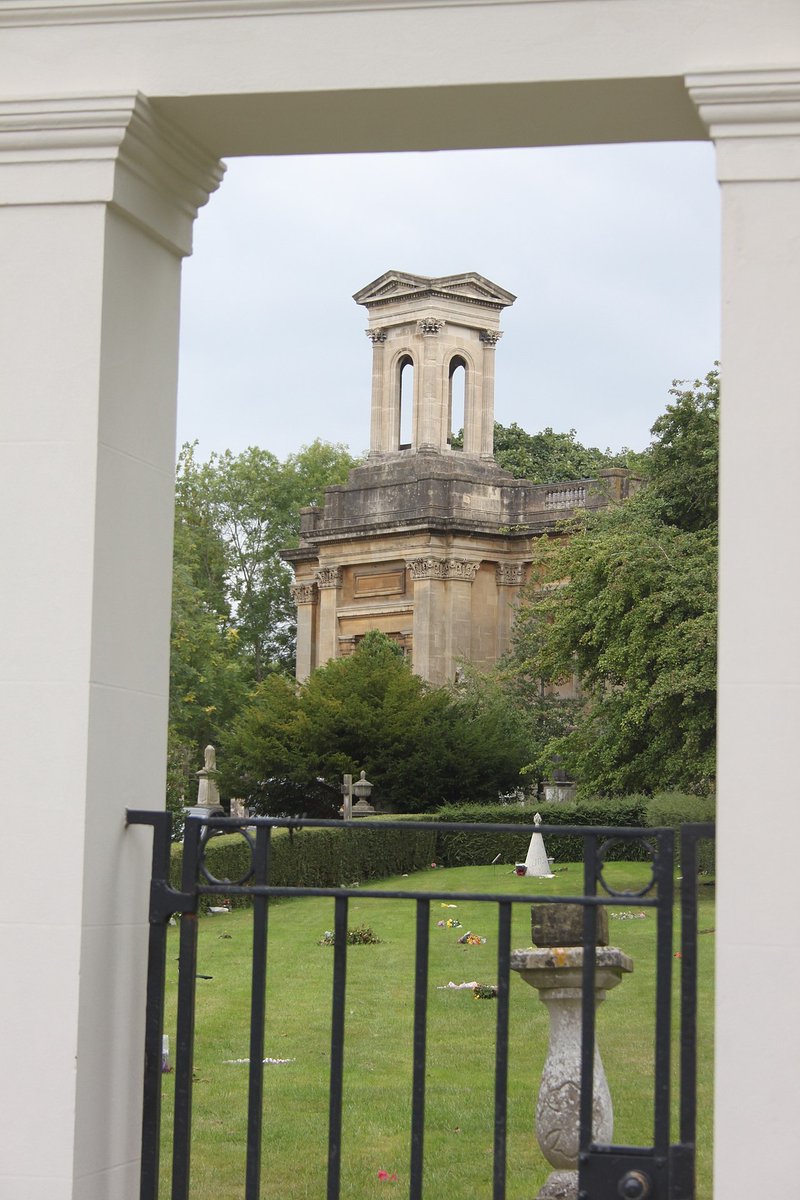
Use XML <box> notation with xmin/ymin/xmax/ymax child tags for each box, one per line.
<box><xmin>0</xmin><ymin>0</ymin><xmax>587</xmax><ymax>28</ymax></box>
<box><xmin>0</xmin><ymin>93</ymin><xmax>224</xmax><ymax>254</ymax></box>
<box><xmin>688</xmin><ymin>69</ymin><xmax>800</xmax><ymax>182</ymax></box>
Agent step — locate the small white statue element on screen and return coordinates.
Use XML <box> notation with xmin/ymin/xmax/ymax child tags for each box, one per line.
<box><xmin>204</xmin><ymin>744</ymin><xmax>216</xmax><ymax>772</ymax></box>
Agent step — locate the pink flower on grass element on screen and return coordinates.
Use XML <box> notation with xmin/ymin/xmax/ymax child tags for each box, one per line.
<box><xmin>377</xmin><ymin>1170</ymin><xmax>398</xmax><ymax>1182</ymax></box>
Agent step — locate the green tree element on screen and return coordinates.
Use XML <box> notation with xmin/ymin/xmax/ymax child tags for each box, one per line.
<box><xmin>220</xmin><ymin>632</ymin><xmax>529</xmax><ymax>813</ymax></box>
<box><xmin>506</xmin><ymin>369</ymin><xmax>719</xmax><ymax>795</ymax></box>
<box><xmin>453</xmin><ymin>420</ymin><xmax>627</xmax><ymax>482</ymax></box>
<box><xmin>173</xmin><ymin>439</ymin><xmax>360</xmax><ymax>679</ymax></box>
<box><xmin>167</xmin><ymin>438</ymin><xmax>360</xmax><ymax>825</ymax></box>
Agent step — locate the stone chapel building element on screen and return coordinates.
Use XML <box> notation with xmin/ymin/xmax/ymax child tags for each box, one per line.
<box><xmin>282</xmin><ymin>271</ymin><xmax>636</xmax><ymax>685</ymax></box>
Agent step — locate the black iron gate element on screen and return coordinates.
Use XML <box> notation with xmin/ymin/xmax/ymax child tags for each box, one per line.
<box><xmin>127</xmin><ymin>813</ymin><xmax>713</xmax><ymax>1200</ymax></box>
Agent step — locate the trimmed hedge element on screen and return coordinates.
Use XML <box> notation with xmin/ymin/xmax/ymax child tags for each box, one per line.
<box><xmin>419</xmin><ymin>800</ymin><xmax>653</xmax><ymax>868</ymax></box>
<box><xmin>645</xmin><ymin>793</ymin><xmax>716</xmax><ymax>875</ymax></box>
<box><xmin>170</xmin><ymin>818</ymin><xmax>437</xmax><ymax>908</ymax></box>
<box><xmin>169</xmin><ymin>794</ymin><xmax>715</xmax><ymax>909</ymax></box>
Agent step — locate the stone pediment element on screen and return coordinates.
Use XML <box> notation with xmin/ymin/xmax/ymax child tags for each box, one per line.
<box><xmin>354</xmin><ymin>270</ymin><xmax>516</xmax><ymax>311</ymax></box>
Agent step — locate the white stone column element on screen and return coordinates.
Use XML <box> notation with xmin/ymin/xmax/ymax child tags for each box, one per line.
<box><xmin>291</xmin><ymin>581</ymin><xmax>318</xmax><ymax>681</ymax></box>
<box><xmin>315</xmin><ymin>566</ymin><xmax>343</xmax><ymax>665</ymax></box>
<box><xmin>688</xmin><ymin>69</ymin><xmax>800</xmax><ymax>1200</ymax></box>
<box><xmin>0</xmin><ymin>95</ymin><xmax>222</xmax><ymax>1200</ymax></box>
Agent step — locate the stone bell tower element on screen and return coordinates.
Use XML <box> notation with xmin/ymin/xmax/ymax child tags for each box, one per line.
<box><xmin>282</xmin><ymin>271</ymin><xmax>634</xmax><ymax>685</ymax></box>
<box><xmin>353</xmin><ymin>270</ymin><xmax>516</xmax><ymax>459</ymax></box>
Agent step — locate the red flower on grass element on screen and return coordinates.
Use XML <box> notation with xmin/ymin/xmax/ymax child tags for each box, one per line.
<box><xmin>377</xmin><ymin>1170</ymin><xmax>398</xmax><ymax>1182</ymax></box>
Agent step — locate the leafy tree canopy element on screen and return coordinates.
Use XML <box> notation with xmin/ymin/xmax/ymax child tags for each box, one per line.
<box><xmin>167</xmin><ymin>439</ymin><xmax>360</xmax><ymax>824</ymax></box>
<box><xmin>453</xmin><ymin>420</ymin><xmax>628</xmax><ymax>483</ymax></box>
<box><xmin>220</xmin><ymin>632</ymin><xmax>529</xmax><ymax>814</ymax></box>
<box><xmin>505</xmin><ymin>368</ymin><xmax>719</xmax><ymax>796</ymax></box>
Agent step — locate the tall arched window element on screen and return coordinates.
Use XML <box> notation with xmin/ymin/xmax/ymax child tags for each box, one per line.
<box><xmin>399</xmin><ymin>354</ymin><xmax>414</xmax><ymax>449</ymax></box>
<box><xmin>448</xmin><ymin>356</ymin><xmax>466</xmax><ymax>447</ymax></box>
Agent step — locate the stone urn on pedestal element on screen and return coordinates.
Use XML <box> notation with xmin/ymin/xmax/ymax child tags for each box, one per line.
<box><xmin>511</xmin><ymin>904</ymin><xmax>633</xmax><ymax>1200</ymax></box>
<box><xmin>184</xmin><ymin>743</ymin><xmax>224</xmax><ymax>820</ymax></box>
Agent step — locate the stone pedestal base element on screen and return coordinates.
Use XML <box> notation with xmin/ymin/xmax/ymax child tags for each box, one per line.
<box><xmin>537</xmin><ymin>1169</ymin><xmax>577</xmax><ymax>1199</ymax></box>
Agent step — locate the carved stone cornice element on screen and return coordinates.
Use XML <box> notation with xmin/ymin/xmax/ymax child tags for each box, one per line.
<box><xmin>417</xmin><ymin>318</ymin><xmax>444</xmax><ymax>336</ymax></box>
<box><xmin>496</xmin><ymin>562</ymin><xmax>526</xmax><ymax>587</ymax></box>
<box><xmin>480</xmin><ymin>329</ymin><xmax>503</xmax><ymax>346</ymax></box>
<box><xmin>365</xmin><ymin>327</ymin><xmax>387</xmax><ymax>343</ymax></box>
<box><xmin>315</xmin><ymin>566</ymin><xmax>343</xmax><ymax>589</ymax></box>
<box><xmin>0</xmin><ymin>93</ymin><xmax>224</xmax><ymax>254</ymax></box>
<box><xmin>406</xmin><ymin>557</ymin><xmax>480</xmax><ymax>582</ymax></box>
<box><xmin>291</xmin><ymin>582</ymin><xmax>318</xmax><ymax>606</ymax></box>
<box><xmin>687</xmin><ymin>69</ymin><xmax>800</xmax><ymax>181</ymax></box>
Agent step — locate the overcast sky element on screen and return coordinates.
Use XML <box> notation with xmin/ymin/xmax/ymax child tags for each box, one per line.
<box><xmin>176</xmin><ymin>142</ymin><xmax>720</xmax><ymax>463</ymax></box>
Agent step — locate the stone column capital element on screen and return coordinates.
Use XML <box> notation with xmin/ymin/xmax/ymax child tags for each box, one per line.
<box><xmin>407</xmin><ymin>556</ymin><xmax>447</xmax><ymax>581</ymax></box>
<box><xmin>291</xmin><ymin>581</ymin><xmax>318</xmax><ymax>606</ymax></box>
<box><xmin>496</xmin><ymin>562</ymin><xmax>527</xmax><ymax>587</ymax></box>
<box><xmin>0</xmin><ymin>93</ymin><xmax>224</xmax><ymax>254</ymax></box>
<box><xmin>479</xmin><ymin>329</ymin><xmax>503</xmax><ymax>346</ymax></box>
<box><xmin>687</xmin><ymin>69</ymin><xmax>800</xmax><ymax>181</ymax></box>
<box><xmin>315</xmin><ymin>566</ymin><xmax>343</xmax><ymax>589</ymax></box>
<box><xmin>365</xmin><ymin>327</ymin><xmax>387</xmax><ymax>343</ymax></box>
<box><xmin>446</xmin><ymin>558</ymin><xmax>480</xmax><ymax>582</ymax></box>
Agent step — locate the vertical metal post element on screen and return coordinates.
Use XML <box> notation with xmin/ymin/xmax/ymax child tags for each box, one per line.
<box><xmin>493</xmin><ymin>901</ymin><xmax>512</xmax><ymax>1200</ymax></box>
<box><xmin>245</xmin><ymin>825</ymin><xmax>272</xmax><ymax>1200</ymax></box>
<box><xmin>652</xmin><ymin>830</ymin><xmax>675</xmax><ymax>1160</ymax></box>
<box><xmin>134</xmin><ymin>811</ymin><xmax>174</xmax><ymax>1200</ymax></box>
<box><xmin>327</xmin><ymin>894</ymin><xmax>349</xmax><ymax>1200</ymax></box>
<box><xmin>409</xmin><ymin>898</ymin><xmax>430</xmax><ymax>1200</ymax></box>
<box><xmin>672</xmin><ymin>823</ymin><xmax>707</xmax><ymax>1200</ymax></box>
<box><xmin>579</xmin><ymin>833</ymin><xmax>599</xmax><ymax>1154</ymax></box>
<box><xmin>171</xmin><ymin>818</ymin><xmax>202</xmax><ymax>1200</ymax></box>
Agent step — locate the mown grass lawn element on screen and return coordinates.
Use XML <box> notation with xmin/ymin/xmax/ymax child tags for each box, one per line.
<box><xmin>158</xmin><ymin>862</ymin><xmax>714</xmax><ymax>1199</ymax></box>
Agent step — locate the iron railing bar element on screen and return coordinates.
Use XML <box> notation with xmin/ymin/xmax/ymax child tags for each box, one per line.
<box><xmin>141</xmin><ymin>921</ymin><xmax>169</xmax><ymax>1200</ymax></box>
<box><xmin>585</xmin><ymin>1144</ymin><xmax>658</xmax><ymax>1156</ymax></box>
<box><xmin>196</xmin><ymin>815</ymin><xmax>662</xmax><ymax>838</ymax></box>
<box><xmin>245</xmin><ymin>826</ymin><xmax>272</xmax><ymax>1200</ymax></box>
<box><xmin>195</xmin><ymin>884</ymin><xmax>659</xmax><ymax>907</ymax></box>
<box><xmin>409</xmin><ymin>898</ymin><xmax>430</xmax><ymax>1200</ymax></box>
<box><xmin>326</xmin><ymin>895</ymin><xmax>348</xmax><ymax>1200</ymax></box>
<box><xmin>171</xmin><ymin>818</ymin><xmax>202</xmax><ymax>1200</ymax></box>
<box><xmin>135</xmin><ymin>811</ymin><xmax>173</xmax><ymax>1200</ymax></box>
<box><xmin>492</xmin><ymin>901</ymin><xmax>512</xmax><ymax>1200</ymax></box>
<box><xmin>579</xmin><ymin>834</ymin><xmax>599</xmax><ymax>1154</ymax></box>
<box><xmin>679</xmin><ymin>825</ymin><xmax>701</xmax><ymax>1155</ymax></box>
<box><xmin>652</xmin><ymin>830</ymin><xmax>674</xmax><ymax>1157</ymax></box>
